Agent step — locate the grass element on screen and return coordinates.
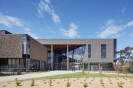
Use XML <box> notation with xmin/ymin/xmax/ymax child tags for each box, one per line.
<box><xmin>32</xmin><ymin>72</ymin><xmax>133</xmax><ymax>80</ymax></box>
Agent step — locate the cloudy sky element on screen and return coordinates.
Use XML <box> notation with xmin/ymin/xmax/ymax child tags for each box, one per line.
<box><xmin>0</xmin><ymin>0</ymin><xmax>133</xmax><ymax>50</ymax></box>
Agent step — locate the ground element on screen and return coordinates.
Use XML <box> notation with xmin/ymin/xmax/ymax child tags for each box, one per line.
<box><xmin>0</xmin><ymin>72</ymin><xmax>133</xmax><ymax>88</ymax></box>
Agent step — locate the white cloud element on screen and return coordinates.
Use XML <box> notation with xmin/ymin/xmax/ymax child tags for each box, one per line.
<box><xmin>129</xmin><ymin>33</ymin><xmax>133</xmax><ymax>37</ymax></box>
<box><xmin>37</xmin><ymin>0</ymin><xmax>60</xmax><ymax>23</ymax></box>
<box><xmin>98</xmin><ymin>24</ymin><xmax>124</xmax><ymax>38</ymax></box>
<box><xmin>51</xmin><ymin>12</ymin><xmax>60</xmax><ymax>23</ymax></box>
<box><xmin>50</xmin><ymin>30</ymin><xmax>55</xmax><ymax>33</ymax></box>
<box><xmin>24</xmin><ymin>28</ymin><xmax>39</xmax><ymax>39</ymax></box>
<box><xmin>113</xmin><ymin>32</ymin><xmax>126</xmax><ymax>38</ymax></box>
<box><xmin>127</xmin><ymin>21</ymin><xmax>133</xmax><ymax>27</ymax></box>
<box><xmin>106</xmin><ymin>19</ymin><xmax>114</xmax><ymax>27</ymax></box>
<box><xmin>122</xmin><ymin>8</ymin><xmax>126</xmax><ymax>13</ymax></box>
<box><xmin>25</xmin><ymin>31</ymin><xmax>39</xmax><ymax>39</ymax></box>
<box><xmin>45</xmin><ymin>0</ymin><xmax>50</xmax><ymax>3</ymax></box>
<box><xmin>24</xmin><ymin>27</ymin><xmax>30</xmax><ymax>31</ymax></box>
<box><xmin>0</xmin><ymin>14</ymin><xmax>23</xmax><ymax>28</ymax></box>
<box><xmin>60</xmin><ymin>22</ymin><xmax>78</xmax><ymax>38</ymax></box>
<box><xmin>98</xmin><ymin>19</ymin><xmax>133</xmax><ymax>38</ymax></box>
<box><xmin>0</xmin><ymin>13</ymin><xmax>39</xmax><ymax>39</ymax></box>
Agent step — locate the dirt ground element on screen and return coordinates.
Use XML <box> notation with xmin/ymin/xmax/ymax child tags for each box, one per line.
<box><xmin>0</xmin><ymin>77</ymin><xmax>133</xmax><ymax>88</ymax></box>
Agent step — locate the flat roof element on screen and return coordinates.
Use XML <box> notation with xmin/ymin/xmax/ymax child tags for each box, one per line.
<box><xmin>36</xmin><ymin>39</ymin><xmax>116</xmax><ymax>45</ymax></box>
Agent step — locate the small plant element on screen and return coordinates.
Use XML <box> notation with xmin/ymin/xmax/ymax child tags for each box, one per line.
<box><xmin>2</xmin><ymin>85</ymin><xmax>6</xmax><ymax>87</ymax></box>
<box><xmin>99</xmin><ymin>78</ymin><xmax>104</xmax><ymax>87</ymax></box>
<box><xmin>44</xmin><ymin>80</ymin><xmax>47</xmax><ymax>84</ymax></box>
<box><xmin>117</xmin><ymin>82</ymin><xmax>123</xmax><ymax>88</ymax></box>
<box><xmin>49</xmin><ymin>79</ymin><xmax>52</xmax><ymax>86</ymax></box>
<box><xmin>8</xmin><ymin>82</ymin><xmax>11</xmax><ymax>84</ymax></box>
<box><xmin>66</xmin><ymin>78</ymin><xmax>71</xmax><ymax>87</ymax></box>
<box><xmin>83</xmin><ymin>80</ymin><xmax>88</xmax><ymax>88</ymax></box>
<box><xmin>31</xmin><ymin>79</ymin><xmax>35</xmax><ymax>87</ymax></box>
<box><xmin>57</xmin><ymin>82</ymin><xmax>60</xmax><ymax>84</ymax></box>
<box><xmin>15</xmin><ymin>78</ymin><xmax>21</xmax><ymax>86</ymax></box>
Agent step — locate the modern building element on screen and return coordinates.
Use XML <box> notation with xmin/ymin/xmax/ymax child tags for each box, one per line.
<box><xmin>0</xmin><ymin>30</ymin><xmax>117</xmax><ymax>72</ymax></box>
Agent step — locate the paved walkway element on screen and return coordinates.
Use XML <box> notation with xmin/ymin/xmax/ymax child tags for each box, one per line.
<box><xmin>0</xmin><ymin>71</ymin><xmax>81</xmax><ymax>82</ymax></box>
<box><xmin>0</xmin><ymin>71</ymin><xmax>133</xmax><ymax>82</ymax></box>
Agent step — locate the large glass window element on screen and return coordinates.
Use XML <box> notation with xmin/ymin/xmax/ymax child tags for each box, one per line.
<box><xmin>68</xmin><ymin>45</ymin><xmax>85</xmax><ymax>70</ymax></box>
<box><xmin>88</xmin><ymin>44</ymin><xmax>91</xmax><ymax>58</ymax></box>
<box><xmin>0</xmin><ymin>59</ymin><xmax>8</xmax><ymax>71</ymax></box>
<box><xmin>29</xmin><ymin>59</ymin><xmax>40</xmax><ymax>71</ymax></box>
<box><xmin>47</xmin><ymin>46</ymin><xmax>52</xmax><ymax>70</ymax></box>
<box><xmin>53</xmin><ymin>46</ymin><xmax>67</xmax><ymax>70</ymax></box>
<box><xmin>22</xmin><ymin>34</ymin><xmax>30</xmax><ymax>58</ymax></box>
<box><xmin>101</xmin><ymin>44</ymin><xmax>106</xmax><ymax>58</ymax></box>
<box><xmin>9</xmin><ymin>59</ymin><xmax>26</xmax><ymax>71</ymax></box>
<box><xmin>114</xmin><ymin>39</ymin><xmax>117</xmax><ymax>59</ymax></box>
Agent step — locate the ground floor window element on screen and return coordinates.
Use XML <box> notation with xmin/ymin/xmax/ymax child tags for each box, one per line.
<box><xmin>0</xmin><ymin>58</ymin><xmax>46</xmax><ymax>72</ymax></box>
<box><xmin>100</xmin><ymin>63</ymin><xmax>113</xmax><ymax>71</ymax></box>
<box><xmin>26</xmin><ymin>59</ymin><xmax>46</xmax><ymax>71</ymax></box>
<box><xmin>84</xmin><ymin>62</ymin><xmax>113</xmax><ymax>71</ymax></box>
<box><xmin>0</xmin><ymin>59</ymin><xmax>8</xmax><ymax>71</ymax></box>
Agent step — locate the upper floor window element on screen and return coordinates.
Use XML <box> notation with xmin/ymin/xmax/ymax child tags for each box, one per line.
<box><xmin>88</xmin><ymin>44</ymin><xmax>91</xmax><ymax>58</ymax></box>
<box><xmin>101</xmin><ymin>44</ymin><xmax>106</xmax><ymax>58</ymax></box>
<box><xmin>22</xmin><ymin>34</ymin><xmax>30</xmax><ymax>58</ymax></box>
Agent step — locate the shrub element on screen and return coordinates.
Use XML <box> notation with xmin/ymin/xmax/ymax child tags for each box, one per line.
<box><xmin>122</xmin><ymin>66</ymin><xmax>131</xmax><ymax>74</ymax></box>
<box><xmin>2</xmin><ymin>85</ymin><xmax>6</xmax><ymax>87</ymax></box>
<box><xmin>49</xmin><ymin>79</ymin><xmax>52</xmax><ymax>86</ymax></box>
<box><xmin>57</xmin><ymin>82</ymin><xmax>60</xmax><ymax>84</ymax></box>
<box><xmin>31</xmin><ymin>79</ymin><xmax>35</xmax><ymax>87</ymax></box>
<box><xmin>66</xmin><ymin>78</ymin><xmax>71</xmax><ymax>87</ymax></box>
<box><xmin>117</xmin><ymin>82</ymin><xmax>123</xmax><ymax>88</ymax></box>
<box><xmin>83</xmin><ymin>80</ymin><xmax>88</xmax><ymax>88</ymax></box>
<box><xmin>15</xmin><ymin>78</ymin><xmax>21</xmax><ymax>86</ymax></box>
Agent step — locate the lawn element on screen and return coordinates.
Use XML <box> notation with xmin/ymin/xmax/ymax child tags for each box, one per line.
<box><xmin>34</xmin><ymin>72</ymin><xmax>133</xmax><ymax>80</ymax></box>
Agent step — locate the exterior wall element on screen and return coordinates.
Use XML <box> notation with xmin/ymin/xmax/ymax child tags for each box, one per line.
<box><xmin>0</xmin><ymin>30</ymin><xmax>12</xmax><ymax>35</ymax></box>
<box><xmin>83</xmin><ymin>39</ymin><xmax>114</xmax><ymax>63</ymax></box>
<box><xmin>37</xmin><ymin>39</ymin><xmax>116</xmax><ymax>63</ymax></box>
<box><xmin>0</xmin><ymin>34</ymin><xmax>22</xmax><ymax>58</ymax></box>
<box><xmin>30</xmin><ymin>38</ymin><xmax>47</xmax><ymax>62</ymax></box>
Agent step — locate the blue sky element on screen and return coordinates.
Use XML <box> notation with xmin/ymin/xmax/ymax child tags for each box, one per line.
<box><xmin>0</xmin><ymin>0</ymin><xmax>133</xmax><ymax>50</ymax></box>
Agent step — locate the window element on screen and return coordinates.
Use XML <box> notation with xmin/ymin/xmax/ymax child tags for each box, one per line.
<box><xmin>114</xmin><ymin>39</ymin><xmax>117</xmax><ymax>59</ymax></box>
<box><xmin>88</xmin><ymin>44</ymin><xmax>91</xmax><ymax>58</ymax></box>
<box><xmin>22</xmin><ymin>34</ymin><xmax>30</xmax><ymax>58</ymax></box>
<box><xmin>101</xmin><ymin>44</ymin><xmax>106</xmax><ymax>58</ymax></box>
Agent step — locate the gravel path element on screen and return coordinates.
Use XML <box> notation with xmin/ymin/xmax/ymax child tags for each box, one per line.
<box><xmin>0</xmin><ymin>71</ymin><xmax>81</xmax><ymax>82</ymax></box>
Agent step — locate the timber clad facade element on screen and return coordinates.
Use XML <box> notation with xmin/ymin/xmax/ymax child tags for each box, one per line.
<box><xmin>0</xmin><ymin>30</ymin><xmax>117</xmax><ymax>72</ymax></box>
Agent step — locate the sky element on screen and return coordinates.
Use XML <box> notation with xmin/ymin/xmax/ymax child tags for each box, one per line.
<box><xmin>0</xmin><ymin>0</ymin><xmax>133</xmax><ymax>51</ymax></box>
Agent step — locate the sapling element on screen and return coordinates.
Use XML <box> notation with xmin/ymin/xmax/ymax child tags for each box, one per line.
<box><xmin>15</xmin><ymin>78</ymin><xmax>21</xmax><ymax>86</ymax></box>
<box><xmin>83</xmin><ymin>80</ymin><xmax>88</xmax><ymax>88</ymax></box>
<box><xmin>49</xmin><ymin>79</ymin><xmax>52</xmax><ymax>86</ymax></box>
<box><xmin>31</xmin><ymin>79</ymin><xmax>35</xmax><ymax>87</ymax></box>
<box><xmin>66</xmin><ymin>78</ymin><xmax>71</xmax><ymax>87</ymax></box>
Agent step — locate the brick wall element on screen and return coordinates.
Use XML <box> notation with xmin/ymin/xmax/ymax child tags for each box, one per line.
<box><xmin>30</xmin><ymin>38</ymin><xmax>47</xmax><ymax>62</ymax></box>
<box><xmin>0</xmin><ymin>34</ymin><xmax>22</xmax><ymax>58</ymax></box>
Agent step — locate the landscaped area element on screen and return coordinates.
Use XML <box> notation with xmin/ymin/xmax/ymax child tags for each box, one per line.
<box><xmin>0</xmin><ymin>72</ymin><xmax>133</xmax><ymax>88</ymax></box>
